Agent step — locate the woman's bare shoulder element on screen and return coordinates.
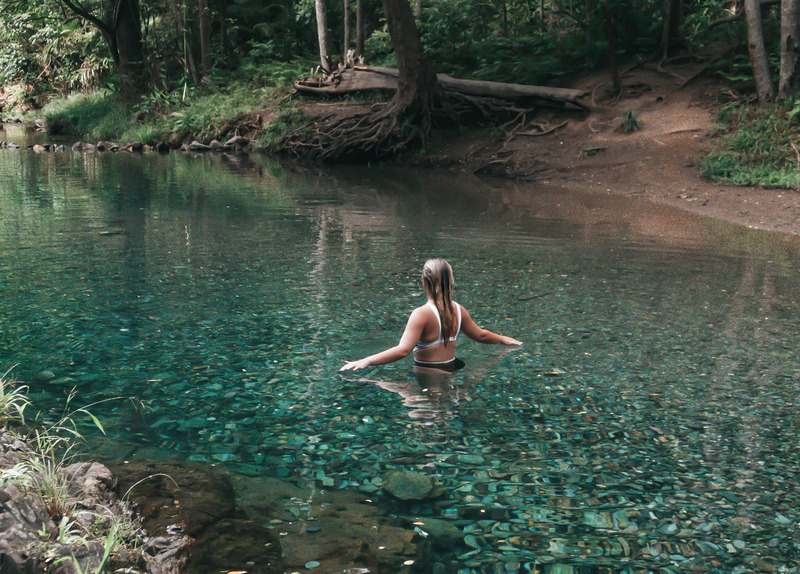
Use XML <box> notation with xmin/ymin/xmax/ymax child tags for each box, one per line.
<box><xmin>410</xmin><ymin>304</ymin><xmax>433</xmax><ymax>317</ymax></box>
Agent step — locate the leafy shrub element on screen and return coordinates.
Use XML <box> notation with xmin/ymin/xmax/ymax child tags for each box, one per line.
<box><xmin>700</xmin><ymin>100</ymin><xmax>800</xmax><ymax>188</ymax></box>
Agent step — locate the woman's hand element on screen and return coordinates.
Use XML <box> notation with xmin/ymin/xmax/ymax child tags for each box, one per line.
<box><xmin>339</xmin><ymin>358</ymin><xmax>373</xmax><ymax>371</ymax></box>
<box><xmin>500</xmin><ymin>336</ymin><xmax>523</xmax><ymax>346</ymax></box>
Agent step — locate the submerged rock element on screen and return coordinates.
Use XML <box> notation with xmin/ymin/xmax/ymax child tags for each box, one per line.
<box><xmin>186</xmin><ymin>518</ymin><xmax>282</xmax><ymax>574</ymax></box>
<box><xmin>33</xmin><ymin>370</ymin><xmax>55</xmax><ymax>382</ymax></box>
<box><xmin>72</xmin><ymin>141</ymin><xmax>95</xmax><ymax>152</ymax></box>
<box><xmin>109</xmin><ymin>459</ymin><xmax>235</xmax><ymax>536</ymax></box>
<box><xmin>382</xmin><ymin>470</ymin><xmax>438</xmax><ymax>500</ymax></box>
<box><xmin>123</xmin><ymin>141</ymin><xmax>143</xmax><ymax>152</ymax></box>
<box><xmin>413</xmin><ymin>517</ymin><xmax>464</xmax><ymax>547</ymax></box>
<box><xmin>225</xmin><ymin>135</ymin><xmax>249</xmax><ymax>147</ymax></box>
<box><xmin>109</xmin><ymin>459</ymin><xmax>283</xmax><ymax>573</ymax></box>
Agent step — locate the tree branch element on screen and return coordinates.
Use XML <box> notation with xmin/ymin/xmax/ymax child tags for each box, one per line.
<box><xmin>59</xmin><ymin>0</ymin><xmax>111</xmax><ymax>34</ymax></box>
<box><xmin>709</xmin><ymin>0</ymin><xmax>780</xmax><ymax>29</ymax></box>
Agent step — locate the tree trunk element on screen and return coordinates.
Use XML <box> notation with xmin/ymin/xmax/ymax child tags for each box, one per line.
<box><xmin>315</xmin><ymin>0</ymin><xmax>331</xmax><ymax>70</ymax></box>
<box><xmin>779</xmin><ymin>0</ymin><xmax>800</xmax><ymax>99</ymax></box>
<box><xmin>356</xmin><ymin>0</ymin><xmax>365</xmax><ymax>59</ymax></box>
<box><xmin>344</xmin><ymin>0</ymin><xmax>351</xmax><ymax>59</ymax></box>
<box><xmin>382</xmin><ymin>0</ymin><xmax>436</xmax><ymax>126</ymax></box>
<box><xmin>218</xmin><ymin>0</ymin><xmax>228</xmax><ymax>64</ymax></box>
<box><xmin>659</xmin><ymin>0</ymin><xmax>683</xmax><ymax>60</ymax></box>
<box><xmin>59</xmin><ymin>0</ymin><xmax>147</xmax><ymax>90</ymax></box>
<box><xmin>744</xmin><ymin>0</ymin><xmax>775</xmax><ymax>105</ymax></box>
<box><xmin>294</xmin><ymin>65</ymin><xmax>588</xmax><ymax>107</ymax></box>
<box><xmin>114</xmin><ymin>0</ymin><xmax>146</xmax><ymax>87</ymax></box>
<box><xmin>198</xmin><ymin>0</ymin><xmax>212</xmax><ymax>77</ymax></box>
<box><xmin>604</xmin><ymin>0</ymin><xmax>621</xmax><ymax>92</ymax></box>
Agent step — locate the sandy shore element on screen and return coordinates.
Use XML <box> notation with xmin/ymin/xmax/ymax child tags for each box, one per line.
<box><xmin>422</xmin><ymin>64</ymin><xmax>800</xmax><ymax>237</ymax></box>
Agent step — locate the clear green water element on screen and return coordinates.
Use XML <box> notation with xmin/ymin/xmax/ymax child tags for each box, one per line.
<box><xmin>2</xmin><ymin>142</ymin><xmax>800</xmax><ymax>573</ymax></box>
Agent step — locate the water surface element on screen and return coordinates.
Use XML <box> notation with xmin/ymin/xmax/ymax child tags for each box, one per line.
<box><xmin>1</xmin><ymin>145</ymin><xmax>799</xmax><ymax>573</ymax></box>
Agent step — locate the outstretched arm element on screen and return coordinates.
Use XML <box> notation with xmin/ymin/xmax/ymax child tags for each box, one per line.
<box><xmin>460</xmin><ymin>305</ymin><xmax>522</xmax><ymax>346</ymax></box>
<box><xmin>339</xmin><ymin>308</ymin><xmax>427</xmax><ymax>371</ymax></box>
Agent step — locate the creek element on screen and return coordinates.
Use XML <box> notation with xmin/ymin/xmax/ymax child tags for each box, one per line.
<box><xmin>2</xmin><ymin>125</ymin><xmax>800</xmax><ymax>573</ymax></box>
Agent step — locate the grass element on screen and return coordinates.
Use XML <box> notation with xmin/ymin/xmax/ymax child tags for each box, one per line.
<box><xmin>0</xmin><ymin>367</ymin><xmax>30</xmax><ymax>426</ymax></box>
<box><xmin>260</xmin><ymin>105</ymin><xmax>308</xmax><ymax>149</ymax></box>
<box><xmin>619</xmin><ymin>109</ymin><xmax>642</xmax><ymax>133</ymax></box>
<box><xmin>5</xmin><ymin>388</ymin><xmax>108</xmax><ymax>521</ymax></box>
<box><xmin>36</xmin><ymin>57</ymin><xmax>316</xmax><ymax>147</ymax></box>
<box><xmin>700</xmin><ymin>99</ymin><xmax>800</xmax><ymax>189</ymax></box>
<box><xmin>0</xmin><ymin>378</ymin><xmax>148</xmax><ymax>571</ymax></box>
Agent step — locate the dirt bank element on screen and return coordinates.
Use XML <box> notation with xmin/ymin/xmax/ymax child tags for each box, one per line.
<box><xmin>364</xmin><ymin>61</ymin><xmax>800</xmax><ymax>237</ymax></box>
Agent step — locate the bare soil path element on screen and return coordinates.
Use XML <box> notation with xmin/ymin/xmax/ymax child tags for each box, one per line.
<box><xmin>411</xmin><ymin>62</ymin><xmax>800</xmax><ymax>236</ymax></box>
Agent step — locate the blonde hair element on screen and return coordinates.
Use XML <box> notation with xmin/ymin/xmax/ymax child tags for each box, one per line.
<box><xmin>422</xmin><ymin>258</ymin><xmax>456</xmax><ymax>339</ymax></box>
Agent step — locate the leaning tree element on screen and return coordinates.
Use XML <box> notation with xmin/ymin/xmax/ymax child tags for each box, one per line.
<box><xmin>59</xmin><ymin>0</ymin><xmax>146</xmax><ymax>89</ymax></box>
<box><xmin>284</xmin><ymin>0</ymin><xmax>438</xmax><ymax>161</ymax></box>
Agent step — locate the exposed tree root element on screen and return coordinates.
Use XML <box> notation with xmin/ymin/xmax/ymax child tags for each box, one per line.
<box><xmin>282</xmin><ymin>102</ymin><xmax>416</xmax><ymax>161</ymax></box>
<box><xmin>281</xmin><ymin>87</ymin><xmax>542</xmax><ymax>162</ymax></box>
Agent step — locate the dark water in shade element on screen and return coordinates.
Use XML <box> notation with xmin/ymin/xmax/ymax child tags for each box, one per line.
<box><xmin>1</xmin><ymin>138</ymin><xmax>800</xmax><ymax>573</ymax></box>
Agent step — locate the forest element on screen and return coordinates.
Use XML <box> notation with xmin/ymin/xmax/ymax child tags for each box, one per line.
<box><xmin>1</xmin><ymin>0</ymin><xmax>800</xmax><ymax>180</ymax></box>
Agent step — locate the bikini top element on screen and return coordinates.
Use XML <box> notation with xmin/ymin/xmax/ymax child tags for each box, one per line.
<box><xmin>413</xmin><ymin>301</ymin><xmax>462</xmax><ymax>353</ymax></box>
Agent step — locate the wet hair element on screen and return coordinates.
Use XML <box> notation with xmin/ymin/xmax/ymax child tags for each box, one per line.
<box><xmin>422</xmin><ymin>258</ymin><xmax>456</xmax><ymax>339</ymax></box>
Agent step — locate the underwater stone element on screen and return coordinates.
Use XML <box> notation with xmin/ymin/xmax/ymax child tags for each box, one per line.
<box><xmin>414</xmin><ymin>517</ymin><xmax>464</xmax><ymax>547</ymax></box>
<box><xmin>34</xmin><ymin>370</ymin><xmax>56</xmax><ymax>382</ymax></box>
<box><xmin>382</xmin><ymin>471</ymin><xmax>435</xmax><ymax>500</ymax></box>
<box><xmin>458</xmin><ymin>455</ymin><xmax>485</xmax><ymax>465</ymax></box>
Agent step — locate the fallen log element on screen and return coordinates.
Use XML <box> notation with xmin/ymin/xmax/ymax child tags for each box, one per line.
<box><xmin>294</xmin><ymin>66</ymin><xmax>588</xmax><ymax>109</ymax></box>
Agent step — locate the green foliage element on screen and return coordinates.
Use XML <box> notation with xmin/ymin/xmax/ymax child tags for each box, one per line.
<box><xmin>365</xmin><ymin>28</ymin><xmax>396</xmax><ymax>68</ymax></box>
<box><xmin>4</xmin><ymin>388</ymin><xmax>106</xmax><ymax>521</ymax></box>
<box><xmin>40</xmin><ymin>91</ymin><xmax>125</xmax><ymax>139</ymax></box>
<box><xmin>0</xmin><ymin>1</ymin><xmax>111</xmax><ymax>105</ymax></box>
<box><xmin>0</xmin><ymin>367</ymin><xmax>30</xmax><ymax>426</ymax></box>
<box><xmin>38</xmin><ymin>55</ymin><xmax>311</xmax><ymax>145</ymax></box>
<box><xmin>226</xmin><ymin>56</ymin><xmax>316</xmax><ymax>89</ymax></box>
<box><xmin>700</xmin><ymin>101</ymin><xmax>800</xmax><ymax>189</ymax></box>
<box><xmin>261</xmin><ymin>106</ymin><xmax>308</xmax><ymax>148</ymax></box>
<box><xmin>619</xmin><ymin>109</ymin><xmax>642</xmax><ymax>133</ymax></box>
<box><xmin>0</xmin><ymin>382</ymin><xmax>146</xmax><ymax>572</ymax></box>
<box><xmin>416</xmin><ymin>0</ymin><xmax>667</xmax><ymax>85</ymax></box>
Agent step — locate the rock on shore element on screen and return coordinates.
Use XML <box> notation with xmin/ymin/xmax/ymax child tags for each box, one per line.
<box><xmin>0</xmin><ymin>428</ymin><xmax>190</xmax><ymax>574</ymax></box>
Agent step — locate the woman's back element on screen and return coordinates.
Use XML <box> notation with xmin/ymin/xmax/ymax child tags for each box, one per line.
<box><xmin>412</xmin><ymin>302</ymin><xmax>462</xmax><ymax>366</ymax></box>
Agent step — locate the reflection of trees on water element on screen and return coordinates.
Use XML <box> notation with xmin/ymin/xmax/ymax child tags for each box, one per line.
<box><xmin>702</xmin><ymin>256</ymin><xmax>800</xmax><ymax>514</ymax></box>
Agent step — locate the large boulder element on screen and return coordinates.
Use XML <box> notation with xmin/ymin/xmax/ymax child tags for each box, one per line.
<box><xmin>109</xmin><ymin>460</ymin><xmax>235</xmax><ymax>537</ymax></box>
<box><xmin>230</xmin><ymin>474</ymin><xmax>428</xmax><ymax>573</ymax></box>
<box><xmin>225</xmin><ymin>135</ymin><xmax>249</xmax><ymax>148</ymax></box>
<box><xmin>187</xmin><ymin>518</ymin><xmax>282</xmax><ymax>574</ymax></box>
<box><xmin>110</xmin><ymin>460</ymin><xmax>283</xmax><ymax>574</ymax></box>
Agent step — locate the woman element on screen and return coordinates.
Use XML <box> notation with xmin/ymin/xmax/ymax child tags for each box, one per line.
<box><xmin>339</xmin><ymin>258</ymin><xmax>522</xmax><ymax>371</ymax></box>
